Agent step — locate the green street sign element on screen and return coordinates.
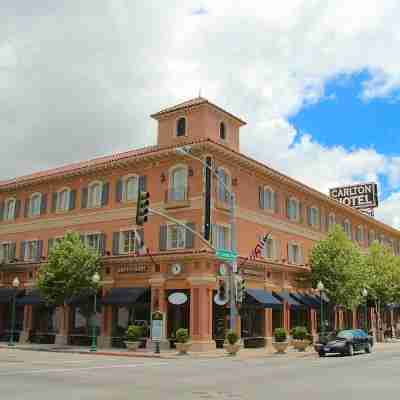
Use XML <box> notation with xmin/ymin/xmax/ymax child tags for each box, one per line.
<box><xmin>216</xmin><ymin>249</ymin><xmax>237</xmax><ymax>263</ymax></box>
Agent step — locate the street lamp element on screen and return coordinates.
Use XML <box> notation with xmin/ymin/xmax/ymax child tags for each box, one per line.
<box><xmin>90</xmin><ymin>272</ymin><xmax>101</xmax><ymax>352</ymax></box>
<box><xmin>362</xmin><ymin>288</ymin><xmax>368</xmax><ymax>333</ymax></box>
<box><xmin>8</xmin><ymin>276</ymin><xmax>20</xmax><ymax>347</ymax></box>
<box><xmin>317</xmin><ymin>281</ymin><xmax>324</xmax><ymax>339</ymax></box>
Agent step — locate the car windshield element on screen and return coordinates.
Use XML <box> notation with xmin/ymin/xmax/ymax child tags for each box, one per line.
<box><xmin>336</xmin><ymin>330</ymin><xmax>354</xmax><ymax>340</ymax></box>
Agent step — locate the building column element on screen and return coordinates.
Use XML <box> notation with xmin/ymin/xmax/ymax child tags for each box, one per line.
<box><xmin>188</xmin><ymin>276</ymin><xmax>216</xmax><ymax>352</ymax></box>
<box><xmin>283</xmin><ymin>302</ymin><xmax>290</xmax><ymax>332</ymax></box>
<box><xmin>264</xmin><ymin>308</ymin><xmax>273</xmax><ymax>352</ymax></box>
<box><xmin>98</xmin><ymin>299</ymin><xmax>112</xmax><ymax>349</ymax></box>
<box><xmin>352</xmin><ymin>309</ymin><xmax>357</xmax><ymax>329</ymax></box>
<box><xmin>55</xmin><ymin>305</ymin><xmax>70</xmax><ymax>346</ymax></box>
<box><xmin>19</xmin><ymin>305</ymin><xmax>33</xmax><ymax>344</ymax></box>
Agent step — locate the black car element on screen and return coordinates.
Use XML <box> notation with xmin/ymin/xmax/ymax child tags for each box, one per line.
<box><xmin>315</xmin><ymin>329</ymin><xmax>373</xmax><ymax>357</ymax></box>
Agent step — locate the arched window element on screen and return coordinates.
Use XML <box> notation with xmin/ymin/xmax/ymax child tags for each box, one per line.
<box><xmin>124</xmin><ymin>175</ymin><xmax>138</xmax><ymax>202</ymax></box>
<box><xmin>287</xmin><ymin>197</ymin><xmax>300</xmax><ymax>221</ymax></box>
<box><xmin>262</xmin><ymin>235</ymin><xmax>279</xmax><ymax>260</ymax></box>
<box><xmin>368</xmin><ymin>230</ymin><xmax>375</xmax><ymax>246</ymax></box>
<box><xmin>4</xmin><ymin>198</ymin><xmax>16</xmax><ymax>221</ymax></box>
<box><xmin>288</xmin><ymin>241</ymin><xmax>304</xmax><ymax>265</ymax></box>
<box><xmin>57</xmin><ymin>188</ymin><xmax>70</xmax><ymax>212</ymax></box>
<box><xmin>217</xmin><ymin>168</ymin><xmax>231</xmax><ymax>203</ymax></box>
<box><xmin>219</xmin><ymin>122</ymin><xmax>226</xmax><ymax>140</ymax></box>
<box><xmin>176</xmin><ymin>117</ymin><xmax>186</xmax><ymax>137</ymax></box>
<box><xmin>169</xmin><ymin>166</ymin><xmax>188</xmax><ymax>201</ymax></box>
<box><xmin>30</xmin><ymin>193</ymin><xmax>42</xmax><ymax>217</ymax></box>
<box><xmin>260</xmin><ymin>186</ymin><xmax>275</xmax><ymax>210</ymax></box>
<box><xmin>342</xmin><ymin>219</ymin><xmax>352</xmax><ymax>240</ymax></box>
<box><xmin>308</xmin><ymin>206</ymin><xmax>320</xmax><ymax>227</ymax></box>
<box><xmin>356</xmin><ymin>225</ymin><xmax>364</xmax><ymax>244</ymax></box>
<box><xmin>88</xmin><ymin>181</ymin><xmax>102</xmax><ymax>208</ymax></box>
<box><xmin>328</xmin><ymin>213</ymin><xmax>335</xmax><ymax>231</ymax></box>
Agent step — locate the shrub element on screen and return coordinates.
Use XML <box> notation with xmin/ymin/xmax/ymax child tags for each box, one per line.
<box><xmin>126</xmin><ymin>325</ymin><xmax>143</xmax><ymax>342</ymax></box>
<box><xmin>175</xmin><ymin>328</ymin><xmax>190</xmax><ymax>343</ymax></box>
<box><xmin>274</xmin><ymin>328</ymin><xmax>287</xmax><ymax>342</ymax></box>
<box><xmin>226</xmin><ymin>331</ymin><xmax>239</xmax><ymax>345</ymax></box>
<box><xmin>291</xmin><ymin>326</ymin><xmax>308</xmax><ymax>340</ymax></box>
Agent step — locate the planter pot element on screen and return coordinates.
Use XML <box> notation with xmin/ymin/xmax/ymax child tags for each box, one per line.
<box><xmin>292</xmin><ymin>339</ymin><xmax>311</xmax><ymax>352</ymax></box>
<box><xmin>176</xmin><ymin>342</ymin><xmax>191</xmax><ymax>355</ymax></box>
<box><xmin>272</xmin><ymin>341</ymin><xmax>289</xmax><ymax>354</ymax></box>
<box><xmin>224</xmin><ymin>343</ymin><xmax>241</xmax><ymax>356</ymax></box>
<box><xmin>124</xmin><ymin>341</ymin><xmax>140</xmax><ymax>351</ymax></box>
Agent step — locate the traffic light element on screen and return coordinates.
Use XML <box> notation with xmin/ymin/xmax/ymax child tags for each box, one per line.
<box><xmin>217</xmin><ymin>278</ymin><xmax>227</xmax><ymax>302</ymax></box>
<box><xmin>136</xmin><ymin>191</ymin><xmax>150</xmax><ymax>226</ymax></box>
<box><xmin>235</xmin><ymin>276</ymin><xmax>246</xmax><ymax>304</ymax></box>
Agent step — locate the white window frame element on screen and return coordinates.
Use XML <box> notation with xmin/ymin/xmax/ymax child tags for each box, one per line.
<box><xmin>168</xmin><ymin>165</ymin><xmax>188</xmax><ymax>201</ymax></box>
<box><xmin>309</xmin><ymin>206</ymin><xmax>320</xmax><ymax>227</ymax></box>
<box><xmin>213</xmin><ymin>224</ymin><xmax>231</xmax><ymax>251</ymax></box>
<box><xmin>356</xmin><ymin>225</ymin><xmax>364</xmax><ymax>244</ymax></box>
<box><xmin>175</xmin><ymin>116</ymin><xmax>187</xmax><ymax>137</ymax></box>
<box><xmin>167</xmin><ymin>223</ymin><xmax>186</xmax><ymax>250</ymax></box>
<box><xmin>4</xmin><ymin>197</ymin><xmax>16</xmax><ymax>221</ymax></box>
<box><xmin>122</xmin><ymin>174</ymin><xmax>139</xmax><ymax>203</ymax></box>
<box><xmin>24</xmin><ymin>239</ymin><xmax>40</xmax><ymax>261</ymax></box>
<box><xmin>262</xmin><ymin>236</ymin><xmax>276</xmax><ymax>260</ymax></box>
<box><xmin>82</xmin><ymin>232</ymin><xmax>102</xmax><ymax>252</ymax></box>
<box><xmin>119</xmin><ymin>229</ymin><xmax>138</xmax><ymax>254</ymax></box>
<box><xmin>88</xmin><ymin>181</ymin><xmax>103</xmax><ymax>209</ymax></box>
<box><xmin>0</xmin><ymin>241</ymin><xmax>13</xmax><ymax>262</ymax></box>
<box><xmin>56</xmin><ymin>187</ymin><xmax>71</xmax><ymax>213</ymax></box>
<box><xmin>217</xmin><ymin>167</ymin><xmax>231</xmax><ymax>203</ymax></box>
<box><xmin>328</xmin><ymin>212</ymin><xmax>336</xmax><ymax>231</ymax></box>
<box><xmin>29</xmin><ymin>192</ymin><xmax>42</xmax><ymax>217</ymax></box>
<box><xmin>343</xmin><ymin>219</ymin><xmax>352</xmax><ymax>240</ymax></box>
<box><xmin>288</xmin><ymin>241</ymin><xmax>303</xmax><ymax>265</ymax></box>
<box><xmin>262</xmin><ymin>186</ymin><xmax>275</xmax><ymax>211</ymax></box>
<box><xmin>288</xmin><ymin>197</ymin><xmax>300</xmax><ymax>221</ymax></box>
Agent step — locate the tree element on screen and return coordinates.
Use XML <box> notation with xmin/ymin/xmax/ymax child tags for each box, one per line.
<box><xmin>37</xmin><ymin>232</ymin><xmax>100</xmax><ymax>306</ymax></box>
<box><xmin>309</xmin><ymin>225</ymin><xmax>367</xmax><ymax>310</ymax></box>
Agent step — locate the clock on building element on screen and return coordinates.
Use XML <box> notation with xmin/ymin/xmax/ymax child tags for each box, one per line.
<box><xmin>171</xmin><ymin>263</ymin><xmax>182</xmax><ymax>275</ymax></box>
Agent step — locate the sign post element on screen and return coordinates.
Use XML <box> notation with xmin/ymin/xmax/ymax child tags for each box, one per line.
<box><xmin>151</xmin><ymin>311</ymin><xmax>163</xmax><ymax>354</ymax></box>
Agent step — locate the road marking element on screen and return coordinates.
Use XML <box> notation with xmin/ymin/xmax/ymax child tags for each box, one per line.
<box><xmin>0</xmin><ymin>361</ymin><xmax>168</xmax><ymax>376</ymax></box>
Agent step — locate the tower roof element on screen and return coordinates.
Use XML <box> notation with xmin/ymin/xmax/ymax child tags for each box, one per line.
<box><xmin>151</xmin><ymin>96</ymin><xmax>247</xmax><ymax>126</ymax></box>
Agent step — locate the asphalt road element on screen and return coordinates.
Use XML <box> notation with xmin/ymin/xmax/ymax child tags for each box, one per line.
<box><xmin>1</xmin><ymin>347</ymin><xmax>399</xmax><ymax>400</ymax></box>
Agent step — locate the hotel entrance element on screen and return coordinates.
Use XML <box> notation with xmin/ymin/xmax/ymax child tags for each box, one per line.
<box><xmin>166</xmin><ymin>289</ymin><xmax>190</xmax><ymax>348</ymax></box>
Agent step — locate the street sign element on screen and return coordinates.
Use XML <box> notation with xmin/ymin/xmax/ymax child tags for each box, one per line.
<box><xmin>216</xmin><ymin>249</ymin><xmax>237</xmax><ymax>263</ymax></box>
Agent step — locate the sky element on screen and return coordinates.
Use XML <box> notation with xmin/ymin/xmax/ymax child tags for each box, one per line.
<box><xmin>0</xmin><ymin>0</ymin><xmax>400</xmax><ymax>228</ymax></box>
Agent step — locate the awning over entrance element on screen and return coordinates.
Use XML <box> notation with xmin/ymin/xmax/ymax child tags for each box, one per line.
<box><xmin>101</xmin><ymin>287</ymin><xmax>150</xmax><ymax>305</ymax></box>
<box><xmin>273</xmin><ymin>291</ymin><xmax>304</xmax><ymax>310</ymax></box>
<box><xmin>245</xmin><ymin>289</ymin><xmax>282</xmax><ymax>309</ymax></box>
<box><xmin>16</xmin><ymin>290</ymin><xmax>47</xmax><ymax>306</ymax></box>
<box><xmin>291</xmin><ymin>293</ymin><xmax>326</xmax><ymax>309</ymax></box>
<box><xmin>0</xmin><ymin>288</ymin><xmax>24</xmax><ymax>304</ymax></box>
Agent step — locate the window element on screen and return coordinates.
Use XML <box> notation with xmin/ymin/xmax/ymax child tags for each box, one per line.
<box><xmin>88</xmin><ymin>182</ymin><xmax>102</xmax><ymax>208</ymax></box>
<box><xmin>378</xmin><ymin>234</ymin><xmax>385</xmax><ymax>245</ymax></box>
<box><xmin>356</xmin><ymin>225</ymin><xmax>364</xmax><ymax>244</ymax></box>
<box><xmin>167</xmin><ymin>225</ymin><xmax>186</xmax><ymax>250</ymax></box>
<box><xmin>57</xmin><ymin>189</ymin><xmax>70</xmax><ymax>212</ymax></box>
<box><xmin>260</xmin><ymin>187</ymin><xmax>275</xmax><ymax>210</ymax></box>
<box><xmin>288</xmin><ymin>242</ymin><xmax>304</xmax><ymax>265</ymax></box>
<box><xmin>262</xmin><ymin>237</ymin><xmax>278</xmax><ymax>259</ymax></box>
<box><xmin>84</xmin><ymin>233</ymin><xmax>102</xmax><ymax>252</ymax></box>
<box><xmin>308</xmin><ymin>206</ymin><xmax>319</xmax><ymax>227</ymax></box>
<box><xmin>169</xmin><ymin>166</ymin><xmax>188</xmax><ymax>201</ymax></box>
<box><xmin>343</xmin><ymin>219</ymin><xmax>352</xmax><ymax>240</ymax></box>
<box><xmin>217</xmin><ymin>168</ymin><xmax>231</xmax><ymax>203</ymax></box>
<box><xmin>219</xmin><ymin>122</ymin><xmax>226</xmax><ymax>140</ymax></box>
<box><xmin>213</xmin><ymin>225</ymin><xmax>231</xmax><ymax>250</ymax></box>
<box><xmin>120</xmin><ymin>230</ymin><xmax>138</xmax><ymax>254</ymax></box>
<box><xmin>368</xmin><ymin>230</ymin><xmax>375</xmax><ymax>246</ymax></box>
<box><xmin>176</xmin><ymin>117</ymin><xmax>186</xmax><ymax>137</ymax></box>
<box><xmin>287</xmin><ymin>198</ymin><xmax>300</xmax><ymax>221</ymax></box>
<box><xmin>30</xmin><ymin>193</ymin><xmax>42</xmax><ymax>217</ymax></box>
<box><xmin>124</xmin><ymin>176</ymin><xmax>138</xmax><ymax>202</ymax></box>
<box><xmin>24</xmin><ymin>240</ymin><xmax>40</xmax><ymax>261</ymax></box>
<box><xmin>328</xmin><ymin>213</ymin><xmax>335</xmax><ymax>231</ymax></box>
<box><xmin>0</xmin><ymin>242</ymin><xmax>15</xmax><ymax>262</ymax></box>
<box><xmin>3</xmin><ymin>198</ymin><xmax>16</xmax><ymax>221</ymax></box>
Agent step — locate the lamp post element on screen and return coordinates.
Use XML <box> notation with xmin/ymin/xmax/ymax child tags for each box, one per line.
<box><xmin>90</xmin><ymin>272</ymin><xmax>101</xmax><ymax>352</ymax></box>
<box><xmin>317</xmin><ymin>281</ymin><xmax>324</xmax><ymax>339</ymax></box>
<box><xmin>8</xmin><ymin>276</ymin><xmax>20</xmax><ymax>347</ymax></box>
<box><xmin>362</xmin><ymin>288</ymin><xmax>368</xmax><ymax>333</ymax></box>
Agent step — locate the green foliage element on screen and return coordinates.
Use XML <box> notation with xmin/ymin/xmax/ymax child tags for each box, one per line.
<box><xmin>226</xmin><ymin>331</ymin><xmax>239</xmax><ymax>345</ymax></box>
<box><xmin>291</xmin><ymin>326</ymin><xmax>308</xmax><ymax>340</ymax></box>
<box><xmin>126</xmin><ymin>325</ymin><xmax>143</xmax><ymax>342</ymax></box>
<box><xmin>36</xmin><ymin>232</ymin><xmax>100</xmax><ymax>306</ymax></box>
<box><xmin>274</xmin><ymin>328</ymin><xmax>287</xmax><ymax>342</ymax></box>
<box><xmin>309</xmin><ymin>225</ymin><xmax>367</xmax><ymax>309</ymax></box>
<box><xmin>175</xmin><ymin>328</ymin><xmax>190</xmax><ymax>343</ymax></box>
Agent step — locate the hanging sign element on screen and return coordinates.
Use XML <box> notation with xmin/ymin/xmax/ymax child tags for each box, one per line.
<box><xmin>168</xmin><ymin>292</ymin><xmax>188</xmax><ymax>305</ymax></box>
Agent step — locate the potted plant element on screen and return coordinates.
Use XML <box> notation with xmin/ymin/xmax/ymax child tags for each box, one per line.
<box><xmin>175</xmin><ymin>328</ymin><xmax>191</xmax><ymax>355</ymax></box>
<box><xmin>124</xmin><ymin>325</ymin><xmax>143</xmax><ymax>351</ymax></box>
<box><xmin>272</xmin><ymin>328</ymin><xmax>289</xmax><ymax>354</ymax></box>
<box><xmin>224</xmin><ymin>331</ymin><xmax>241</xmax><ymax>356</ymax></box>
<box><xmin>291</xmin><ymin>326</ymin><xmax>311</xmax><ymax>351</ymax></box>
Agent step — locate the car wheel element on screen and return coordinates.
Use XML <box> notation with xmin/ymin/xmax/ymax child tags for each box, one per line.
<box><xmin>347</xmin><ymin>344</ymin><xmax>354</xmax><ymax>356</ymax></box>
<box><xmin>318</xmin><ymin>351</ymin><xmax>326</xmax><ymax>358</ymax></box>
<box><xmin>365</xmin><ymin>343</ymin><xmax>372</xmax><ymax>354</ymax></box>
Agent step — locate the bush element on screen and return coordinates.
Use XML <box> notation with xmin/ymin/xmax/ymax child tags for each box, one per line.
<box><xmin>226</xmin><ymin>331</ymin><xmax>239</xmax><ymax>345</ymax></box>
<box><xmin>291</xmin><ymin>326</ymin><xmax>308</xmax><ymax>340</ymax></box>
<box><xmin>126</xmin><ymin>325</ymin><xmax>143</xmax><ymax>342</ymax></box>
<box><xmin>274</xmin><ymin>328</ymin><xmax>287</xmax><ymax>342</ymax></box>
<box><xmin>175</xmin><ymin>328</ymin><xmax>190</xmax><ymax>343</ymax></box>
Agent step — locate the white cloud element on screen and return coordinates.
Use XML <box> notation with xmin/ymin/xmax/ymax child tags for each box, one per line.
<box><xmin>376</xmin><ymin>192</ymin><xmax>400</xmax><ymax>230</ymax></box>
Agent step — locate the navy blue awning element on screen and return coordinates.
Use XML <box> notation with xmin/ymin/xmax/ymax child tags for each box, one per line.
<box><xmin>273</xmin><ymin>291</ymin><xmax>304</xmax><ymax>310</ymax></box>
<box><xmin>245</xmin><ymin>289</ymin><xmax>282</xmax><ymax>309</ymax></box>
<box><xmin>0</xmin><ymin>288</ymin><xmax>24</xmax><ymax>304</ymax></box>
<box><xmin>16</xmin><ymin>290</ymin><xmax>47</xmax><ymax>306</ymax></box>
<box><xmin>291</xmin><ymin>293</ymin><xmax>319</xmax><ymax>309</ymax></box>
<box><xmin>101</xmin><ymin>288</ymin><xmax>150</xmax><ymax>306</ymax></box>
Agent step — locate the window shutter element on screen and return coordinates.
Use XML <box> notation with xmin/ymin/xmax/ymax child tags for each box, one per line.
<box><xmin>112</xmin><ymin>232</ymin><xmax>120</xmax><ymax>255</ymax></box>
<box><xmin>81</xmin><ymin>187</ymin><xmax>88</xmax><ymax>208</ymax></box>
<box><xmin>139</xmin><ymin>175</ymin><xmax>147</xmax><ymax>192</ymax></box>
<box><xmin>10</xmin><ymin>243</ymin><xmax>16</xmax><ymax>260</ymax></box>
<box><xmin>116</xmin><ymin>179</ymin><xmax>123</xmax><ymax>202</ymax></box>
<box><xmin>137</xmin><ymin>228</ymin><xmax>144</xmax><ymax>249</ymax></box>
<box><xmin>24</xmin><ymin>198</ymin><xmax>30</xmax><ymax>218</ymax></box>
<box><xmin>37</xmin><ymin>240</ymin><xmax>43</xmax><ymax>261</ymax></box>
<box><xmin>69</xmin><ymin>190</ymin><xmax>76</xmax><ymax>210</ymax></box>
<box><xmin>20</xmin><ymin>241</ymin><xmax>26</xmax><ymax>260</ymax></box>
<box><xmin>259</xmin><ymin>186</ymin><xmax>264</xmax><ymax>209</ymax></box>
<box><xmin>99</xmin><ymin>234</ymin><xmax>106</xmax><ymax>256</ymax></box>
<box><xmin>51</xmin><ymin>192</ymin><xmax>58</xmax><ymax>213</ymax></box>
<box><xmin>185</xmin><ymin>223</ymin><xmax>195</xmax><ymax>249</ymax></box>
<box><xmin>40</xmin><ymin>194</ymin><xmax>48</xmax><ymax>215</ymax></box>
<box><xmin>48</xmin><ymin>238</ymin><xmax>54</xmax><ymax>255</ymax></box>
<box><xmin>14</xmin><ymin>199</ymin><xmax>21</xmax><ymax>219</ymax></box>
<box><xmin>159</xmin><ymin>225</ymin><xmax>167</xmax><ymax>251</ymax></box>
<box><xmin>299</xmin><ymin>202</ymin><xmax>304</xmax><ymax>224</ymax></box>
<box><xmin>274</xmin><ymin>192</ymin><xmax>279</xmax><ymax>214</ymax></box>
<box><xmin>0</xmin><ymin>201</ymin><xmax>4</xmax><ymax>221</ymax></box>
<box><xmin>101</xmin><ymin>182</ymin><xmax>110</xmax><ymax>206</ymax></box>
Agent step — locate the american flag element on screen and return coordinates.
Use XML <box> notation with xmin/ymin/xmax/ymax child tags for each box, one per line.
<box><xmin>249</xmin><ymin>233</ymin><xmax>270</xmax><ymax>260</ymax></box>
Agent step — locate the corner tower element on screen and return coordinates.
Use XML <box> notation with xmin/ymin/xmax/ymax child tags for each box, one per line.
<box><xmin>151</xmin><ymin>97</ymin><xmax>246</xmax><ymax>152</ymax></box>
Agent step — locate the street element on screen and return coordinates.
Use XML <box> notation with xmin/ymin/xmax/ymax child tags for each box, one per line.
<box><xmin>0</xmin><ymin>346</ymin><xmax>399</xmax><ymax>400</ymax></box>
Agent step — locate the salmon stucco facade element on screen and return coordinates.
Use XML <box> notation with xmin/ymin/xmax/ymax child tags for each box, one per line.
<box><xmin>1</xmin><ymin>97</ymin><xmax>400</xmax><ymax>350</ymax></box>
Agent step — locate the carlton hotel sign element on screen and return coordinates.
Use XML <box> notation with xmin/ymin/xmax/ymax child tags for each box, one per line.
<box><xmin>329</xmin><ymin>183</ymin><xmax>378</xmax><ymax>217</ymax></box>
